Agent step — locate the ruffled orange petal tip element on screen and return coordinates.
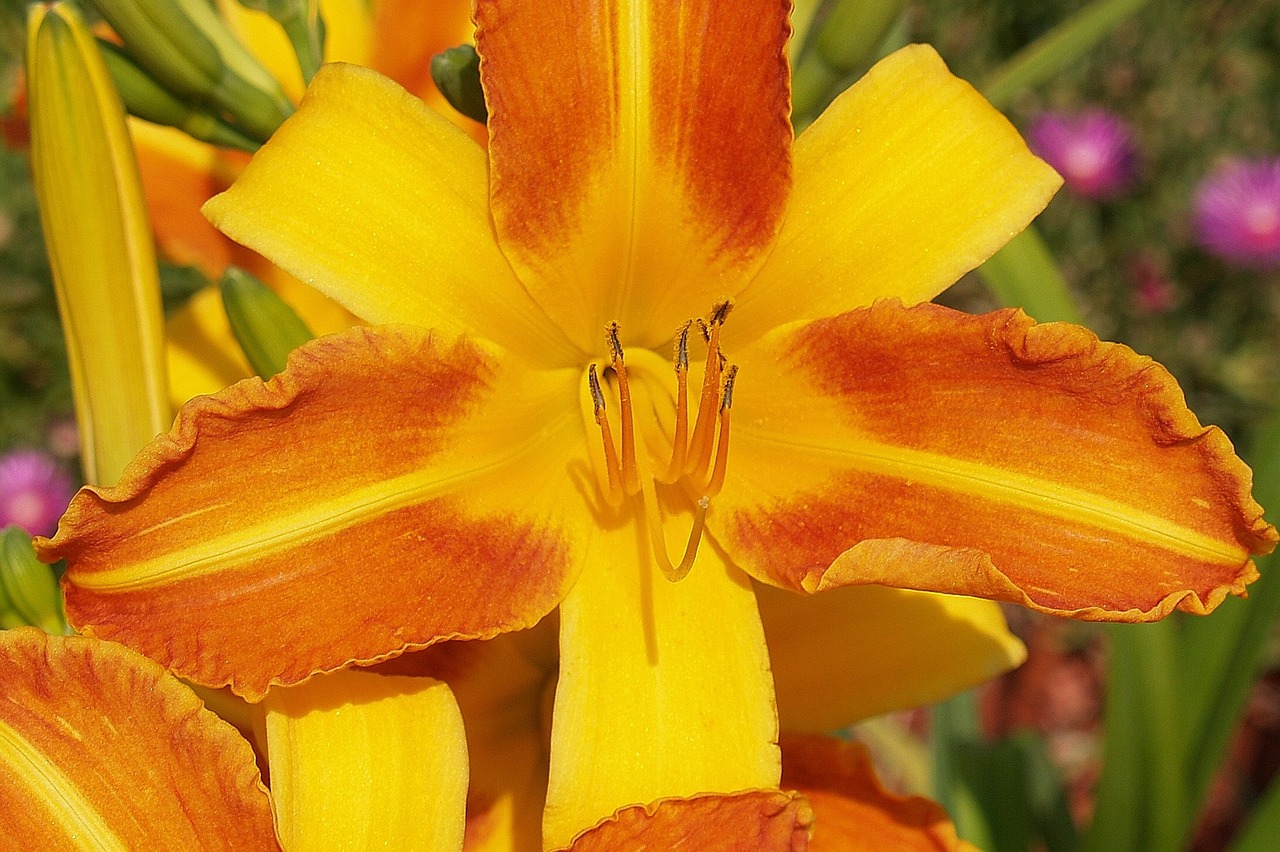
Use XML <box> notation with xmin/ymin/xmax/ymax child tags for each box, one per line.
<box><xmin>0</xmin><ymin>628</ymin><xmax>277</xmax><ymax>849</ymax></box>
<box><xmin>719</xmin><ymin>301</ymin><xmax>1276</xmax><ymax>622</ymax></box>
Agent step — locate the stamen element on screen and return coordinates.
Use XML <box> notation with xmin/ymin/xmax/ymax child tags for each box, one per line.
<box><xmin>684</xmin><ymin>300</ymin><xmax>733</xmax><ymax>479</ymax></box>
<box><xmin>658</xmin><ymin>322</ymin><xmax>691</xmax><ymax>484</ymax></box>
<box><xmin>606</xmin><ymin>323</ymin><xmax>641</xmax><ymax>496</ymax></box>
<box><xmin>588</xmin><ymin>364</ymin><xmax>623</xmax><ymax>504</ymax></box>
<box><xmin>640</xmin><ymin>471</ymin><xmax>710</xmax><ymax>583</ymax></box>
<box><xmin>703</xmin><ymin>365</ymin><xmax>737</xmax><ymax>499</ymax></box>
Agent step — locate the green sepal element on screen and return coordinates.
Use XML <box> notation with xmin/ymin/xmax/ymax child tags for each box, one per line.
<box><xmin>85</xmin><ymin>0</ymin><xmax>294</xmax><ymax>142</ymax></box>
<box><xmin>431</xmin><ymin>44</ymin><xmax>487</xmax><ymax>124</ymax></box>
<box><xmin>220</xmin><ymin>267</ymin><xmax>315</xmax><ymax>378</ymax></box>
<box><xmin>236</xmin><ymin>0</ymin><xmax>326</xmax><ymax>84</ymax></box>
<box><xmin>97</xmin><ymin>40</ymin><xmax>260</xmax><ymax>151</ymax></box>
<box><xmin>0</xmin><ymin>527</ymin><xmax>68</xmax><ymax>635</ymax></box>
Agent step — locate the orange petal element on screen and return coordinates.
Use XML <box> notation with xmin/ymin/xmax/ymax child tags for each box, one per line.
<box><xmin>758</xmin><ymin>583</ymin><xmax>1025</xmax><ymax>731</ymax></box>
<box><xmin>476</xmin><ymin>0</ymin><xmax>792</xmax><ymax>353</ymax></box>
<box><xmin>130</xmin><ymin>120</ymin><xmax>232</xmax><ymax>278</ymax></box>
<box><xmin>0</xmin><ymin>628</ymin><xmax>277</xmax><ymax>849</ymax></box>
<box><xmin>714</xmin><ymin>301</ymin><xmax>1276</xmax><ymax>621</ymax></box>
<box><xmin>40</xmin><ymin>325</ymin><xmax>592</xmax><ymax>700</ymax></box>
<box><xmin>369</xmin><ymin>0</ymin><xmax>486</xmax><ymax>142</ymax></box>
<box><xmin>561</xmin><ymin>791</ymin><xmax>813</xmax><ymax>852</ymax></box>
<box><xmin>781</xmin><ymin>733</ymin><xmax>975</xmax><ymax>852</ymax></box>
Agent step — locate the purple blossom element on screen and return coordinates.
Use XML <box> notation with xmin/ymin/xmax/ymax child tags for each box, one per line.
<box><xmin>1192</xmin><ymin>158</ymin><xmax>1280</xmax><ymax>270</ymax></box>
<box><xmin>1026</xmin><ymin>109</ymin><xmax>1139</xmax><ymax>200</ymax></box>
<box><xmin>0</xmin><ymin>449</ymin><xmax>75</xmax><ymax>537</ymax></box>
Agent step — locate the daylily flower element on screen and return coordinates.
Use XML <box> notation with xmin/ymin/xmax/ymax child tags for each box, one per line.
<box><xmin>38</xmin><ymin>0</ymin><xmax>1276</xmax><ymax>846</ymax></box>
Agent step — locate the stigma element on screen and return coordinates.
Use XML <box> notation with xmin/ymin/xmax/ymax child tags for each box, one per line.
<box><xmin>587</xmin><ymin>301</ymin><xmax>737</xmax><ymax>582</ymax></box>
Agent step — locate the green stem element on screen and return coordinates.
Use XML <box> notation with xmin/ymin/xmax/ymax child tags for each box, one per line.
<box><xmin>980</xmin><ymin>0</ymin><xmax>1156</xmax><ymax>110</ymax></box>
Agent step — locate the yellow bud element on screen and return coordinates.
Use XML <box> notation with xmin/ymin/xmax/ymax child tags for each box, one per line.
<box><xmin>27</xmin><ymin>3</ymin><xmax>170</xmax><ymax>486</ymax></box>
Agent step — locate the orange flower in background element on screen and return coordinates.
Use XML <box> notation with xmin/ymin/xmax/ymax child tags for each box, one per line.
<box><xmin>32</xmin><ymin>0</ymin><xmax>1275</xmax><ymax>847</ymax></box>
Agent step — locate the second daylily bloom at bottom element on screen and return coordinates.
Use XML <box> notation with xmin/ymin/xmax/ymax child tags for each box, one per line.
<box><xmin>37</xmin><ymin>16</ymin><xmax>1275</xmax><ymax>848</ymax></box>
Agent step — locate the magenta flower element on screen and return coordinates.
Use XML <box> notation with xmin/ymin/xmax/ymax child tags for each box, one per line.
<box><xmin>1026</xmin><ymin>109</ymin><xmax>1138</xmax><ymax>200</ymax></box>
<box><xmin>0</xmin><ymin>449</ymin><xmax>75</xmax><ymax>537</ymax></box>
<box><xmin>1193</xmin><ymin>158</ymin><xmax>1280</xmax><ymax>270</ymax></box>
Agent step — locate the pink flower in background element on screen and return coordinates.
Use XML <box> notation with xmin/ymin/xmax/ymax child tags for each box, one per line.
<box><xmin>1128</xmin><ymin>251</ymin><xmax>1178</xmax><ymax>315</ymax></box>
<box><xmin>1026</xmin><ymin>109</ymin><xmax>1139</xmax><ymax>200</ymax></box>
<box><xmin>1193</xmin><ymin>158</ymin><xmax>1280</xmax><ymax>270</ymax></box>
<box><xmin>0</xmin><ymin>449</ymin><xmax>75</xmax><ymax>537</ymax></box>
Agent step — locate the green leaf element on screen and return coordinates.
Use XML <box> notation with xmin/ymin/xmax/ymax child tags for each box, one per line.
<box><xmin>1179</xmin><ymin>409</ymin><xmax>1280</xmax><ymax>819</ymax></box>
<box><xmin>979</xmin><ymin>0</ymin><xmax>1156</xmax><ymax>111</ymax></box>
<box><xmin>976</xmin><ymin>225</ymin><xmax>1083</xmax><ymax>325</ymax></box>
<box><xmin>1230</xmin><ymin>772</ymin><xmax>1280</xmax><ymax>852</ymax></box>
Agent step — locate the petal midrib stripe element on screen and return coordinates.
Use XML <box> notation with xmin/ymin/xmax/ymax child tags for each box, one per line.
<box><xmin>0</xmin><ymin>718</ymin><xmax>129</xmax><ymax>852</ymax></box>
<box><xmin>740</xmin><ymin>429</ymin><xmax>1245</xmax><ymax>565</ymax></box>
<box><xmin>75</xmin><ymin>410</ymin><xmax>582</xmax><ymax>592</ymax></box>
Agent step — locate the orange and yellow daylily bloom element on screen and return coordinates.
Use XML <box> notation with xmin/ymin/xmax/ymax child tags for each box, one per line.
<box><xmin>36</xmin><ymin>0</ymin><xmax>1276</xmax><ymax>846</ymax></box>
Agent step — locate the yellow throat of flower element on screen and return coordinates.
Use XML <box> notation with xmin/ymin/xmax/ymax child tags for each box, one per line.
<box><xmin>585</xmin><ymin>300</ymin><xmax>737</xmax><ymax>582</ymax></box>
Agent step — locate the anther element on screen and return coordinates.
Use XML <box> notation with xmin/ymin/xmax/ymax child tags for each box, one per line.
<box><xmin>606</xmin><ymin>323</ymin><xmax>641</xmax><ymax>496</ymax></box>
<box><xmin>588</xmin><ymin>364</ymin><xmax>623</xmax><ymax>503</ymax></box>
<box><xmin>685</xmin><ymin>302</ymin><xmax>731</xmax><ymax>481</ymax></box>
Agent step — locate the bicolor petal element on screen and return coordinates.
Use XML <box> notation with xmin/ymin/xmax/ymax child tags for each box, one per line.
<box><xmin>728</xmin><ymin>44</ymin><xmax>1061</xmax><ymax>347</ymax></box>
<box><xmin>716</xmin><ymin>301</ymin><xmax>1276</xmax><ymax>620</ymax></box>
<box><xmin>781</xmin><ymin>733</ymin><xmax>974</xmax><ymax>852</ymax></box>
<box><xmin>561</xmin><ymin>791</ymin><xmax>813</xmax><ymax>852</ymax></box>
<box><xmin>0</xmin><ymin>628</ymin><xmax>277</xmax><ymax>850</ymax></box>
<box><xmin>543</xmin><ymin>516</ymin><xmax>780</xmax><ymax>850</ymax></box>
<box><xmin>41</xmin><ymin>325</ymin><xmax>593</xmax><ymax>699</ymax></box>
<box><xmin>264</xmin><ymin>669</ymin><xmax>468</xmax><ymax>851</ymax></box>
<box><xmin>203</xmin><ymin>63</ymin><xmax>580</xmax><ymax>367</ymax></box>
<box><xmin>477</xmin><ymin>0</ymin><xmax>793</xmax><ymax>353</ymax></box>
<box><xmin>758</xmin><ymin>583</ymin><xmax>1026</xmax><ymax>731</ymax></box>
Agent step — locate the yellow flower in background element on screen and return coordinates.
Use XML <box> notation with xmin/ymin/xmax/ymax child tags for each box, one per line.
<box><xmin>29</xmin><ymin>0</ymin><xmax>1278</xmax><ymax>848</ymax></box>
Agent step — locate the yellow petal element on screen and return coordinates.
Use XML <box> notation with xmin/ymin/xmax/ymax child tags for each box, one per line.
<box><xmin>27</xmin><ymin>4</ymin><xmax>170</xmax><ymax>485</ymax></box>
<box><xmin>204</xmin><ymin>62</ymin><xmax>579</xmax><ymax>366</ymax></box>
<box><xmin>728</xmin><ymin>44</ymin><xmax>1062</xmax><ymax>346</ymax></box>
<box><xmin>372</xmin><ymin>629</ymin><xmax>555</xmax><ymax>852</ymax></box>
<box><xmin>219</xmin><ymin>0</ymin><xmax>373</xmax><ymax>102</ymax></box>
<box><xmin>0</xmin><ymin>628</ymin><xmax>276</xmax><ymax>849</ymax></box>
<box><xmin>43</xmin><ymin>325</ymin><xmax>592</xmax><ymax>700</ymax></box>
<box><xmin>165</xmin><ymin>286</ymin><xmax>255</xmax><ymax>405</ymax></box>
<box><xmin>477</xmin><ymin>0</ymin><xmax>792</xmax><ymax>353</ymax></box>
<box><xmin>264</xmin><ymin>668</ymin><xmax>467</xmax><ymax>851</ymax></box>
<box><xmin>715</xmin><ymin>301</ymin><xmax>1276</xmax><ymax>621</ymax></box>
<box><xmin>543</xmin><ymin>515</ymin><xmax>780</xmax><ymax>850</ymax></box>
<box><xmin>758</xmin><ymin>583</ymin><xmax>1026</xmax><ymax>731</ymax></box>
